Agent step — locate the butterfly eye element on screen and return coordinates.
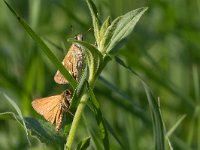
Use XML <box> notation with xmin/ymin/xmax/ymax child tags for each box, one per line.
<box><xmin>74</xmin><ymin>34</ymin><xmax>83</xmax><ymax>41</ymax></box>
<box><xmin>63</xmin><ymin>89</ymin><xmax>72</xmax><ymax>103</ymax></box>
<box><xmin>66</xmin><ymin>89</ymin><xmax>72</xmax><ymax>95</ymax></box>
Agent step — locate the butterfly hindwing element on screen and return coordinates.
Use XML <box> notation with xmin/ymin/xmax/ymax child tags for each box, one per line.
<box><xmin>55</xmin><ymin>109</ymin><xmax>64</xmax><ymax>131</ymax></box>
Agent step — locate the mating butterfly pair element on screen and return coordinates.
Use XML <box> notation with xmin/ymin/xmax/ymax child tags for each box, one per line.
<box><xmin>32</xmin><ymin>34</ymin><xmax>84</xmax><ymax>131</ymax></box>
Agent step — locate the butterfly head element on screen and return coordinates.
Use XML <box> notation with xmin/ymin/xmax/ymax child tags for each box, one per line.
<box><xmin>74</xmin><ymin>34</ymin><xmax>83</xmax><ymax>48</ymax></box>
<box><xmin>74</xmin><ymin>34</ymin><xmax>83</xmax><ymax>41</ymax></box>
<box><xmin>61</xmin><ymin>89</ymin><xmax>72</xmax><ymax>111</ymax></box>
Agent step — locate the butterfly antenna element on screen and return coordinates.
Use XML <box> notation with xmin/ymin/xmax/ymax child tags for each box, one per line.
<box><xmin>82</xmin><ymin>27</ymin><xmax>93</xmax><ymax>37</ymax></box>
<box><xmin>70</xmin><ymin>25</ymin><xmax>74</xmax><ymax>34</ymax></box>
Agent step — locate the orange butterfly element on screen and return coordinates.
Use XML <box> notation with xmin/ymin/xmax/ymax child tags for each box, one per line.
<box><xmin>54</xmin><ymin>34</ymin><xmax>85</xmax><ymax>84</ymax></box>
<box><xmin>32</xmin><ymin>89</ymin><xmax>72</xmax><ymax>131</ymax></box>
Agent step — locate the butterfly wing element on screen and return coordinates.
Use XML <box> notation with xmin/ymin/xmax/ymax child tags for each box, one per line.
<box><xmin>54</xmin><ymin>34</ymin><xmax>84</xmax><ymax>84</ymax></box>
<box><xmin>32</xmin><ymin>95</ymin><xmax>62</xmax><ymax>124</ymax></box>
<box><xmin>54</xmin><ymin>45</ymin><xmax>75</xmax><ymax>84</ymax></box>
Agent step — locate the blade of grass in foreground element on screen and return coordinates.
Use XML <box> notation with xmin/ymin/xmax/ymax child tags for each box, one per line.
<box><xmin>1</xmin><ymin>93</ymin><xmax>31</xmax><ymax>146</ymax></box>
<box><xmin>142</xmin><ymin>83</ymin><xmax>165</xmax><ymax>150</ymax></box>
<box><xmin>4</xmin><ymin>0</ymin><xmax>77</xmax><ymax>89</ymax></box>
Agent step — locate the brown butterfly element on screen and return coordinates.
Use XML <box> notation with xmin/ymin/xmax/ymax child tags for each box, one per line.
<box><xmin>54</xmin><ymin>34</ymin><xmax>85</xmax><ymax>84</ymax></box>
<box><xmin>32</xmin><ymin>89</ymin><xmax>72</xmax><ymax>131</ymax></box>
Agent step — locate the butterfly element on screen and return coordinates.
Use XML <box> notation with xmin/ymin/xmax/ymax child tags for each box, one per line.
<box><xmin>54</xmin><ymin>34</ymin><xmax>85</xmax><ymax>84</ymax></box>
<box><xmin>32</xmin><ymin>89</ymin><xmax>72</xmax><ymax>131</ymax></box>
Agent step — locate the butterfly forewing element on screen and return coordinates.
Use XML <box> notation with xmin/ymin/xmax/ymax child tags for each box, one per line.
<box><xmin>54</xmin><ymin>34</ymin><xmax>85</xmax><ymax>84</ymax></box>
<box><xmin>32</xmin><ymin>95</ymin><xmax>62</xmax><ymax>124</ymax></box>
<box><xmin>54</xmin><ymin>45</ymin><xmax>76</xmax><ymax>84</ymax></box>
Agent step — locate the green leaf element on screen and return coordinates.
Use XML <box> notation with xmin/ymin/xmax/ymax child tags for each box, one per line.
<box><xmin>100</xmin><ymin>16</ymin><xmax>111</xmax><ymax>39</ymax></box>
<box><xmin>4</xmin><ymin>0</ymin><xmax>77</xmax><ymax>89</ymax></box>
<box><xmin>86</xmin><ymin>82</ymin><xmax>110</xmax><ymax>150</ymax></box>
<box><xmin>0</xmin><ymin>112</ymin><xmax>33</xmax><ymax>146</ymax></box>
<box><xmin>100</xmin><ymin>16</ymin><xmax>122</xmax><ymax>53</ymax></box>
<box><xmin>87</xmin><ymin>0</ymin><xmax>101</xmax><ymax>47</ymax></box>
<box><xmin>99</xmin><ymin>16</ymin><xmax>111</xmax><ymax>51</ymax></box>
<box><xmin>25</xmin><ymin>117</ymin><xmax>66</xmax><ymax>149</ymax></box>
<box><xmin>76</xmin><ymin>136</ymin><xmax>91</xmax><ymax>150</ymax></box>
<box><xmin>1</xmin><ymin>93</ymin><xmax>31</xmax><ymax>145</ymax></box>
<box><xmin>0</xmin><ymin>112</ymin><xmax>21</xmax><ymax>122</ymax></box>
<box><xmin>105</xmin><ymin>7</ymin><xmax>148</xmax><ymax>54</ymax></box>
<box><xmin>142</xmin><ymin>83</ymin><xmax>165</xmax><ymax>150</ymax></box>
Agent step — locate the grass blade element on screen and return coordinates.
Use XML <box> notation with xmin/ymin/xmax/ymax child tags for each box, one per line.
<box><xmin>104</xmin><ymin>119</ymin><xmax>125</xmax><ymax>149</ymax></box>
<box><xmin>165</xmin><ymin>115</ymin><xmax>186</xmax><ymax>150</ymax></box>
<box><xmin>166</xmin><ymin>115</ymin><xmax>186</xmax><ymax>138</ymax></box>
<box><xmin>142</xmin><ymin>83</ymin><xmax>165</xmax><ymax>150</ymax></box>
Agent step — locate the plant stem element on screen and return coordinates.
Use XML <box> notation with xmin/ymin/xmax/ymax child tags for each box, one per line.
<box><xmin>65</xmin><ymin>93</ymin><xmax>88</xmax><ymax>150</ymax></box>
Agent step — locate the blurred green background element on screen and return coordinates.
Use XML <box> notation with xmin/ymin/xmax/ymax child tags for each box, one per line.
<box><xmin>0</xmin><ymin>0</ymin><xmax>200</xmax><ymax>149</ymax></box>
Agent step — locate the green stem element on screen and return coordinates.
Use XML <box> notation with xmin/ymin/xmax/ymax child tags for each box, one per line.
<box><xmin>65</xmin><ymin>93</ymin><xmax>88</xmax><ymax>149</ymax></box>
